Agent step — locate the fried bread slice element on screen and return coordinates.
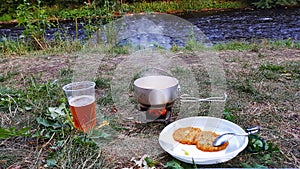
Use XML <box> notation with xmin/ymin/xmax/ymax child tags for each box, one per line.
<box><xmin>173</xmin><ymin>127</ymin><xmax>201</xmax><ymax>145</ymax></box>
<box><xmin>194</xmin><ymin>130</ymin><xmax>229</xmax><ymax>152</ymax></box>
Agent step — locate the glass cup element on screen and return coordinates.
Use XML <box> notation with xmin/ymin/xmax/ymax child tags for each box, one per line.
<box><xmin>63</xmin><ymin>81</ymin><xmax>96</xmax><ymax>132</ymax></box>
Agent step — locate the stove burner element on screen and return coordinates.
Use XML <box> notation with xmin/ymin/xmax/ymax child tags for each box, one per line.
<box><xmin>138</xmin><ymin>101</ymin><xmax>175</xmax><ymax>110</ymax></box>
<box><xmin>137</xmin><ymin>104</ymin><xmax>172</xmax><ymax>124</ymax></box>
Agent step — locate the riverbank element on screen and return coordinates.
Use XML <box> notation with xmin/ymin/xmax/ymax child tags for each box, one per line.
<box><xmin>0</xmin><ymin>1</ymin><xmax>250</xmax><ymax>31</ymax></box>
<box><xmin>0</xmin><ymin>1</ymin><xmax>299</xmax><ymax>58</ymax></box>
<box><xmin>1</xmin><ymin>8</ymin><xmax>300</xmax><ymax>58</ymax></box>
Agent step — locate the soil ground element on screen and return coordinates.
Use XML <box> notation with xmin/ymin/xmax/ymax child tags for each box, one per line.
<box><xmin>0</xmin><ymin>48</ymin><xmax>299</xmax><ymax>168</ymax></box>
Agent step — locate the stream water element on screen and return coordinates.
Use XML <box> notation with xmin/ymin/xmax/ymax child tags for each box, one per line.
<box><xmin>181</xmin><ymin>7</ymin><xmax>300</xmax><ymax>43</ymax></box>
<box><xmin>0</xmin><ymin>7</ymin><xmax>299</xmax><ymax>45</ymax></box>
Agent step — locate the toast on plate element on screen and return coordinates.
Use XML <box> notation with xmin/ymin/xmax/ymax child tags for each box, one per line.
<box><xmin>173</xmin><ymin>127</ymin><xmax>201</xmax><ymax>145</ymax></box>
<box><xmin>194</xmin><ymin>130</ymin><xmax>229</xmax><ymax>152</ymax></box>
<box><xmin>173</xmin><ymin>127</ymin><xmax>229</xmax><ymax>152</ymax></box>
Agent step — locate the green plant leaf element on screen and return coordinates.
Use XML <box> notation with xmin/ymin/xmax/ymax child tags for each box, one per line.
<box><xmin>48</xmin><ymin>103</ymin><xmax>67</xmax><ymax>119</ymax></box>
<box><xmin>36</xmin><ymin>117</ymin><xmax>53</xmax><ymax>127</ymax></box>
<box><xmin>145</xmin><ymin>156</ymin><xmax>157</xmax><ymax>167</ymax></box>
<box><xmin>52</xmin><ymin>122</ymin><xmax>64</xmax><ymax>129</ymax></box>
<box><xmin>46</xmin><ymin>158</ymin><xmax>57</xmax><ymax>167</ymax></box>
<box><xmin>242</xmin><ymin>163</ymin><xmax>252</xmax><ymax>168</ymax></box>
<box><xmin>223</xmin><ymin>110</ymin><xmax>237</xmax><ymax>122</ymax></box>
<box><xmin>25</xmin><ymin>106</ymin><xmax>32</xmax><ymax>111</ymax></box>
<box><xmin>0</xmin><ymin>127</ymin><xmax>30</xmax><ymax>139</ymax></box>
<box><xmin>17</xmin><ymin>127</ymin><xmax>30</xmax><ymax>135</ymax></box>
<box><xmin>100</xmin><ymin>132</ymin><xmax>110</xmax><ymax>138</ymax></box>
<box><xmin>0</xmin><ymin>128</ymin><xmax>14</xmax><ymax>138</ymax></box>
<box><xmin>253</xmin><ymin>164</ymin><xmax>268</xmax><ymax>168</ymax></box>
<box><xmin>165</xmin><ymin>160</ymin><xmax>184</xmax><ymax>169</ymax></box>
<box><xmin>242</xmin><ymin>163</ymin><xmax>267</xmax><ymax>168</ymax></box>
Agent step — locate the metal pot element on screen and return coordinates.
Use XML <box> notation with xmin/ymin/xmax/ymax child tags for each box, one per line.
<box><xmin>133</xmin><ymin>75</ymin><xmax>227</xmax><ymax>108</ymax></box>
<box><xmin>133</xmin><ymin>75</ymin><xmax>179</xmax><ymax>107</ymax></box>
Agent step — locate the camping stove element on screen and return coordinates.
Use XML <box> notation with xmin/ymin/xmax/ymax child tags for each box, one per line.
<box><xmin>137</xmin><ymin>103</ymin><xmax>173</xmax><ymax>124</ymax></box>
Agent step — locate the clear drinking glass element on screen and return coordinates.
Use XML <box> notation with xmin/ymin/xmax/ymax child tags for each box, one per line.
<box><xmin>63</xmin><ymin>81</ymin><xmax>96</xmax><ymax>132</ymax></box>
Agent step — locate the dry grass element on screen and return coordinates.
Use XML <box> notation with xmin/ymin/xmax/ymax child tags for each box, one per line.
<box><xmin>0</xmin><ymin>48</ymin><xmax>299</xmax><ymax>168</ymax></box>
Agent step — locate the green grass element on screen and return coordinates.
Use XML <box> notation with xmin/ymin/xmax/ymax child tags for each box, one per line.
<box><xmin>130</xmin><ymin>0</ymin><xmax>237</xmax><ymax>13</ymax></box>
<box><xmin>213</xmin><ymin>41</ymin><xmax>259</xmax><ymax>51</ymax></box>
<box><xmin>0</xmin><ymin>14</ymin><xmax>12</xmax><ymax>22</ymax></box>
<box><xmin>269</xmin><ymin>38</ymin><xmax>300</xmax><ymax>49</ymax></box>
<box><xmin>0</xmin><ymin>74</ymin><xmax>105</xmax><ymax>168</ymax></box>
<box><xmin>45</xmin><ymin>133</ymin><xmax>104</xmax><ymax>168</ymax></box>
<box><xmin>213</xmin><ymin>39</ymin><xmax>300</xmax><ymax>51</ymax></box>
<box><xmin>180</xmin><ymin>39</ymin><xmax>300</xmax><ymax>52</ymax></box>
<box><xmin>0</xmin><ymin>37</ymin><xmax>31</xmax><ymax>57</ymax></box>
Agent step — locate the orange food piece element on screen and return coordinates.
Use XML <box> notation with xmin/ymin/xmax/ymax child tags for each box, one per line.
<box><xmin>194</xmin><ymin>131</ymin><xmax>229</xmax><ymax>152</ymax></box>
<box><xmin>173</xmin><ymin>127</ymin><xmax>201</xmax><ymax>145</ymax></box>
<box><xmin>173</xmin><ymin>127</ymin><xmax>229</xmax><ymax>152</ymax></box>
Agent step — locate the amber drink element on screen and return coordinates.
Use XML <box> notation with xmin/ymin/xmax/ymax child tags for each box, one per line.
<box><xmin>63</xmin><ymin>81</ymin><xmax>96</xmax><ymax>132</ymax></box>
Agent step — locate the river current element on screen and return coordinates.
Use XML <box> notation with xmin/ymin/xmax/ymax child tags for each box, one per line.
<box><xmin>0</xmin><ymin>8</ymin><xmax>299</xmax><ymax>45</ymax></box>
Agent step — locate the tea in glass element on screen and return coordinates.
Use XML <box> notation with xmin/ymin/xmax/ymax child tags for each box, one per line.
<box><xmin>63</xmin><ymin>81</ymin><xmax>96</xmax><ymax>132</ymax></box>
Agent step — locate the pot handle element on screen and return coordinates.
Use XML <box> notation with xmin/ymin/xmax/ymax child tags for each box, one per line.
<box><xmin>180</xmin><ymin>93</ymin><xmax>227</xmax><ymax>102</ymax></box>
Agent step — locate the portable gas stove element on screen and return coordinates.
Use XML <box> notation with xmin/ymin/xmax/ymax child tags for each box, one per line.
<box><xmin>137</xmin><ymin>102</ymin><xmax>175</xmax><ymax>124</ymax></box>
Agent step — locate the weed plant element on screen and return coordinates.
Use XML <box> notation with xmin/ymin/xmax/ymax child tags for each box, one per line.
<box><xmin>0</xmin><ymin>37</ymin><xmax>30</xmax><ymax>56</ymax></box>
<box><xmin>16</xmin><ymin>0</ymin><xmax>54</xmax><ymax>50</ymax></box>
<box><xmin>0</xmin><ymin>74</ymin><xmax>106</xmax><ymax>167</ymax></box>
<box><xmin>127</xmin><ymin>0</ymin><xmax>246</xmax><ymax>13</ymax></box>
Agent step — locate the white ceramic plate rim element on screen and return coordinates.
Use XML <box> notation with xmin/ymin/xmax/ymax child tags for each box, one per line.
<box><xmin>158</xmin><ymin>116</ymin><xmax>249</xmax><ymax>164</ymax></box>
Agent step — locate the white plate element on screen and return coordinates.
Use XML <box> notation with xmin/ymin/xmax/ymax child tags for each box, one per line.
<box><xmin>159</xmin><ymin>116</ymin><xmax>248</xmax><ymax>165</ymax></box>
